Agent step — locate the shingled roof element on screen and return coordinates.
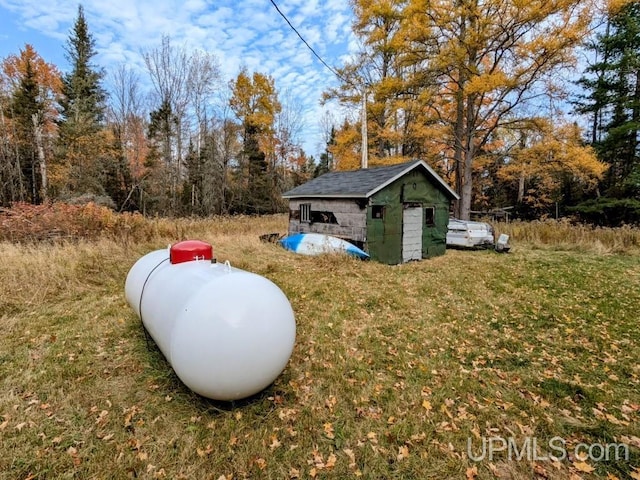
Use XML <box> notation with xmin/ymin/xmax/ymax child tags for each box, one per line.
<box><xmin>282</xmin><ymin>159</ymin><xmax>459</xmax><ymax>199</ymax></box>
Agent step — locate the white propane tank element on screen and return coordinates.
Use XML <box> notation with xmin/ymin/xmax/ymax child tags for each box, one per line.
<box><xmin>124</xmin><ymin>240</ymin><xmax>296</xmax><ymax>401</ymax></box>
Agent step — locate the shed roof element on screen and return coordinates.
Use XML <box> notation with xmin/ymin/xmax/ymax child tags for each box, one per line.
<box><xmin>282</xmin><ymin>159</ymin><xmax>459</xmax><ymax>200</ymax></box>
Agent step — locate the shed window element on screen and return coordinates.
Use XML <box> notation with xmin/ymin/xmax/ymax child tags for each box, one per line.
<box><xmin>372</xmin><ymin>205</ymin><xmax>385</xmax><ymax>220</ymax></box>
<box><xmin>311</xmin><ymin>211</ymin><xmax>338</xmax><ymax>224</ymax></box>
<box><xmin>300</xmin><ymin>203</ymin><xmax>311</xmax><ymax>223</ymax></box>
<box><xmin>424</xmin><ymin>207</ymin><xmax>435</xmax><ymax>226</ymax></box>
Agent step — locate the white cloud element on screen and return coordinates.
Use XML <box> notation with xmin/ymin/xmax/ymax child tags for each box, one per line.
<box><xmin>0</xmin><ymin>0</ymin><xmax>356</xmax><ymax>155</ymax></box>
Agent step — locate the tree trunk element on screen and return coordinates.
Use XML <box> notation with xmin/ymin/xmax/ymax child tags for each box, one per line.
<box><xmin>459</xmin><ymin>149</ymin><xmax>473</xmax><ymax>220</ymax></box>
<box><xmin>518</xmin><ymin>174</ymin><xmax>525</xmax><ymax>203</ymax></box>
<box><xmin>32</xmin><ymin>114</ymin><xmax>47</xmax><ymax>202</ymax></box>
<box><xmin>454</xmin><ymin>0</ymin><xmax>477</xmax><ymax>220</ymax></box>
<box><xmin>630</xmin><ymin>69</ymin><xmax>640</xmax><ymax>176</ymax></box>
<box><xmin>453</xmin><ymin>85</ymin><xmax>466</xmax><ymax>218</ymax></box>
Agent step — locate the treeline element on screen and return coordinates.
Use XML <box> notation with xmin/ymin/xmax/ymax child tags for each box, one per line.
<box><xmin>1</xmin><ymin>2</ymin><xmax>639</xmax><ymax>224</ymax></box>
<box><xmin>0</xmin><ymin>6</ymin><xmax>318</xmax><ymax>216</ymax></box>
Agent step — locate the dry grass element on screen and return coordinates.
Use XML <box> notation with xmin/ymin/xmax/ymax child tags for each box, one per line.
<box><xmin>1</xmin><ymin>215</ymin><xmax>639</xmax><ymax>479</ymax></box>
<box><xmin>495</xmin><ymin>219</ymin><xmax>640</xmax><ymax>254</ymax></box>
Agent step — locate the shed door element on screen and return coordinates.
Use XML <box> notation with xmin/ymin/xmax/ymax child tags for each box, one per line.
<box><xmin>402</xmin><ymin>205</ymin><xmax>423</xmax><ymax>262</ymax></box>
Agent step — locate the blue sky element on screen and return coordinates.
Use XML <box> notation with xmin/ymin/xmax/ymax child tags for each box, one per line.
<box><xmin>0</xmin><ymin>0</ymin><xmax>358</xmax><ymax>156</ymax></box>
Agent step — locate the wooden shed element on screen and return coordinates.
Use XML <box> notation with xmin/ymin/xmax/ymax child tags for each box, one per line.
<box><xmin>282</xmin><ymin>160</ymin><xmax>459</xmax><ymax>265</ymax></box>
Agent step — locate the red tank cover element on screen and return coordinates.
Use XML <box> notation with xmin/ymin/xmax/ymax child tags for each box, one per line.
<box><xmin>170</xmin><ymin>240</ymin><xmax>213</xmax><ymax>264</ymax></box>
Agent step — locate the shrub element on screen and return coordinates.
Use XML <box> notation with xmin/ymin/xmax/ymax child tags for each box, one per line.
<box><xmin>0</xmin><ymin>202</ymin><xmax>149</xmax><ymax>243</ymax></box>
<box><xmin>567</xmin><ymin>197</ymin><xmax>640</xmax><ymax>227</ymax></box>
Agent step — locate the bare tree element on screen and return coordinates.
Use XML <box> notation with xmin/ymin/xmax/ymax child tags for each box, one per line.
<box><xmin>187</xmin><ymin>50</ymin><xmax>221</xmax><ymax>154</ymax></box>
<box><xmin>108</xmin><ymin>64</ymin><xmax>144</xmax><ymax>131</ymax></box>
<box><xmin>143</xmin><ymin>35</ymin><xmax>190</xmax><ymax>209</ymax></box>
<box><xmin>107</xmin><ymin>64</ymin><xmax>148</xmax><ymax>211</ymax></box>
<box><xmin>0</xmin><ymin>96</ymin><xmax>25</xmax><ymax>204</ymax></box>
<box><xmin>274</xmin><ymin>88</ymin><xmax>304</xmax><ymax>169</ymax></box>
<box><xmin>319</xmin><ymin>109</ymin><xmax>336</xmax><ymax>170</ymax></box>
<box><xmin>143</xmin><ymin>36</ymin><xmax>227</xmax><ymax>214</ymax></box>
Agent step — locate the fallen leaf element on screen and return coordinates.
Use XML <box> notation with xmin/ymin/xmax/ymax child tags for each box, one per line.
<box><xmin>397</xmin><ymin>445</ymin><xmax>409</xmax><ymax>461</ymax></box>
<box><xmin>605</xmin><ymin>413</ymin><xmax>622</xmax><ymax>425</ymax></box>
<box><xmin>343</xmin><ymin>448</ymin><xmax>356</xmax><ymax>468</ymax></box>
<box><xmin>466</xmin><ymin>465</ymin><xmax>478</xmax><ymax>479</ymax></box>
<box><xmin>197</xmin><ymin>444</ymin><xmax>213</xmax><ymax>457</ymax></box>
<box><xmin>573</xmin><ymin>461</ymin><xmax>595</xmax><ymax>473</ymax></box>
<box><xmin>534</xmin><ymin>463</ymin><xmax>549</xmax><ymax>478</ymax></box>
<box><xmin>323</xmin><ymin>423</ymin><xmax>335</xmax><ymax>439</ymax></box>
<box><xmin>269</xmin><ymin>436</ymin><xmax>281</xmax><ymax>450</ymax></box>
<box><xmin>325</xmin><ymin>453</ymin><xmax>337</xmax><ymax>468</ymax></box>
<box><xmin>440</xmin><ymin>404</ymin><xmax>453</xmax><ymax>419</ymax></box>
<box><xmin>621</xmin><ymin>435</ymin><xmax>640</xmax><ymax>448</ymax></box>
<box><xmin>311</xmin><ymin>450</ymin><xmax>325</xmax><ymax>468</ymax></box>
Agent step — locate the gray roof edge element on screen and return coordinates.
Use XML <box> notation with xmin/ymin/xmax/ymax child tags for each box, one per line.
<box><xmin>365</xmin><ymin>159</ymin><xmax>460</xmax><ymax>200</ymax></box>
<box><xmin>282</xmin><ymin>159</ymin><xmax>460</xmax><ymax>200</ymax></box>
<box><xmin>282</xmin><ymin>193</ymin><xmax>367</xmax><ymax>199</ymax></box>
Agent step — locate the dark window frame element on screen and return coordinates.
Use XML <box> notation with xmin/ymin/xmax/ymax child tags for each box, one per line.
<box><xmin>372</xmin><ymin>205</ymin><xmax>385</xmax><ymax>220</ymax></box>
<box><xmin>300</xmin><ymin>203</ymin><xmax>311</xmax><ymax>223</ymax></box>
<box><xmin>424</xmin><ymin>206</ymin><xmax>436</xmax><ymax>226</ymax></box>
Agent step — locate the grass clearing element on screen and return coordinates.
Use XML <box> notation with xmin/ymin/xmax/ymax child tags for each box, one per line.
<box><xmin>1</xmin><ymin>216</ymin><xmax>639</xmax><ymax>479</ymax></box>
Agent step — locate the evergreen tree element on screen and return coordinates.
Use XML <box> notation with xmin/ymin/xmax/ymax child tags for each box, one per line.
<box><xmin>315</xmin><ymin>126</ymin><xmax>335</xmax><ymax>177</ymax></box>
<box><xmin>59</xmin><ymin>5</ymin><xmax>105</xmax><ymax>131</ymax></box>
<box><xmin>103</xmin><ymin>126</ymin><xmax>133</xmax><ymax>211</ymax></box>
<box><xmin>57</xmin><ymin>5</ymin><xmax>109</xmax><ymax>197</ymax></box>
<box><xmin>145</xmin><ymin>100</ymin><xmax>177</xmax><ymax>213</ymax></box>
<box><xmin>578</xmin><ymin>2</ymin><xmax>640</xmax><ymax>196</ymax></box>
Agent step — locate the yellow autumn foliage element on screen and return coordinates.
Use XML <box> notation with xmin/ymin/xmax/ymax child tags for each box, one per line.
<box><xmin>607</xmin><ymin>0</ymin><xmax>636</xmax><ymax>15</ymax></box>
<box><xmin>499</xmin><ymin>119</ymin><xmax>607</xmax><ymax>208</ymax></box>
<box><xmin>229</xmin><ymin>69</ymin><xmax>281</xmax><ymax>134</ymax></box>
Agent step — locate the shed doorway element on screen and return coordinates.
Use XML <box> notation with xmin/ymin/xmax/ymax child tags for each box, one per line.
<box><xmin>402</xmin><ymin>205</ymin><xmax>423</xmax><ymax>262</ymax></box>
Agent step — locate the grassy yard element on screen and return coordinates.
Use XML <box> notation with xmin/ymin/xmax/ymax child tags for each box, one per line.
<box><xmin>0</xmin><ymin>215</ymin><xmax>639</xmax><ymax>479</ymax></box>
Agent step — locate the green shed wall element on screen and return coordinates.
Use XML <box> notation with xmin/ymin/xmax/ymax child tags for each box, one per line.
<box><xmin>366</xmin><ymin>169</ymin><xmax>451</xmax><ymax>265</ymax></box>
